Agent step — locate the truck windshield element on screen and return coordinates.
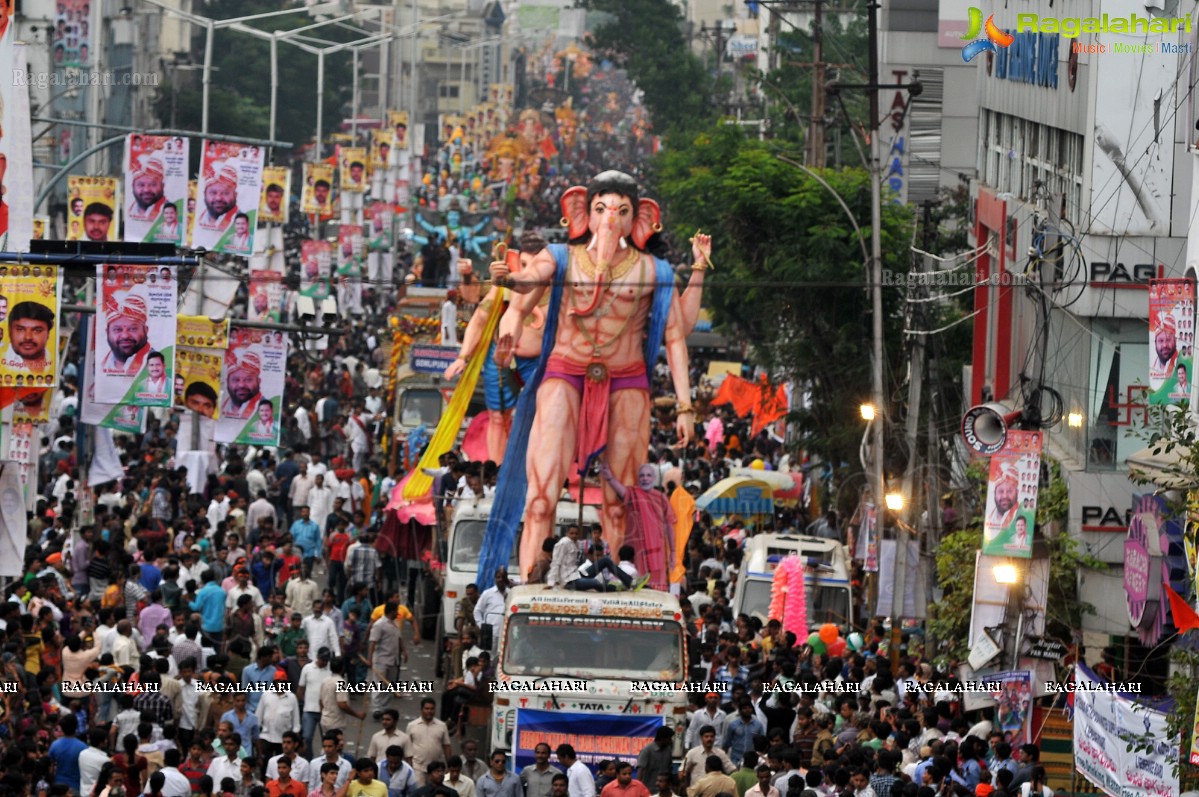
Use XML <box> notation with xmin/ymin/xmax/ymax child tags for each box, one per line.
<box><xmin>502</xmin><ymin>614</ymin><xmax>685</xmax><ymax>680</ymax></box>
<box><xmin>740</xmin><ymin>579</ymin><xmax>851</xmax><ymax>626</ymax></box>
<box><xmin>401</xmin><ymin>389</ymin><xmax>442</xmax><ymax>427</ymax></box>
<box><xmin>450</xmin><ymin>520</ymin><xmax>520</xmax><ymax>572</ymax></box>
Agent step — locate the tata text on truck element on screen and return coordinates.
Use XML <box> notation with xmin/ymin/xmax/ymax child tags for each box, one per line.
<box><xmin>491</xmin><ymin>586</ymin><xmax>690</xmax><ymax>771</ymax></box>
<box><xmin>732</xmin><ymin>533</ymin><xmax>853</xmax><ymax>627</ymax></box>
<box><xmin>434</xmin><ymin>498</ymin><xmax>600</xmax><ymax>676</ymax></box>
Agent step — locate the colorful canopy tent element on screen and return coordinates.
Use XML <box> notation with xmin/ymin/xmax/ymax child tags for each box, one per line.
<box><xmin>729</xmin><ymin>467</ymin><xmax>803</xmax><ymax>504</ymax></box>
<box><xmin>695</xmin><ymin>476</ymin><xmax>775</xmax><ymax>523</ymax></box>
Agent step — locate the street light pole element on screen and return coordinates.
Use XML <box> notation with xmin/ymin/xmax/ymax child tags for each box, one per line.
<box><xmin>202</xmin><ymin>19</ymin><xmax>214</xmax><ymax>134</ymax></box>
<box><xmin>270</xmin><ymin>33</ymin><xmax>279</xmax><ymax>146</ymax></box>
<box><xmin>316</xmin><ymin>49</ymin><xmax>325</xmax><ymax>163</ymax></box>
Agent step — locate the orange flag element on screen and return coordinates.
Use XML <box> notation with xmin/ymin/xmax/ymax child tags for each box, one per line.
<box><xmin>1165</xmin><ymin>583</ymin><xmax>1199</xmax><ymax>633</ymax></box>
<box><xmin>670</xmin><ymin>485</ymin><xmax>696</xmax><ymax>585</ymax></box>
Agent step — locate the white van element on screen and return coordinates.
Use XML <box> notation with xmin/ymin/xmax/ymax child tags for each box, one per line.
<box><xmin>731</xmin><ymin>533</ymin><xmax>853</xmax><ymax>628</ymax></box>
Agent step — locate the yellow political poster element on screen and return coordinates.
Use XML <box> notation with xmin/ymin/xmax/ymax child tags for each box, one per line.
<box><xmin>176</xmin><ymin>315</ymin><xmax>229</xmax><ymax>351</ymax></box>
<box><xmin>340</xmin><ymin>147</ymin><xmax>368</xmax><ymax>193</ymax></box>
<box><xmin>301</xmin><ymin>163</ymin><xmax>334</xmax><ymax>215</ymax></box>
<box><xmin>175</xmin><ymin>347</ymin><xmax>223</xmax><ymax>419</ymax></box>
<box><xmin>259</xmin><ymin>166</ymin><xmax>290</xmax><ymax>224</ymax></box>
<box><xmin>67</xmin><ymin>176</ymin><xmax>118</xmax><ymax>242</ymax></box>
<box><xmin>0</xmin><ymin>264</ymin><xmax>60</xmax><ymax>386</ymax></box>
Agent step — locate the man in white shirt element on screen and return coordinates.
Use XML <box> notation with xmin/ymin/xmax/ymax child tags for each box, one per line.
<box><xmin>266</xmin><ymin>732</ymin><xmax>311</xmax><ymax>782</ymax></box>
<box><xmin>285</xmin><ymin>570</ymin><xmax>321</xmax><ymax>617</ymax></box>
<box><xmin>473</xmin><ymin>568</ymin><xmax>510</xmax><ymax>651</ymax></box>
<box><xmin>546</xmin><ymin>528</ymin><xmax>581</xmax><ymax>589</ymax></box>
<box><xmin>207</xmin><ymin>734</ymin><xmax>245</xmax><ymax>787</ymax></box>
<box><xmin>247</xmin><ymin>490</ymin><xmax>277</xmax><ymax>533</ymax></box>
<box><xmin>684</xmin><ymin>694</ymin><xmax>728</xmax><ymax>750</ymax></box>
<box><xmin>555</xmin><ymin>744</ymin><xmax>595</xmax><ymax>797</ymax></box>
<box><xmin>308</xmin><ymin>732</ymin><xmax>354</xmax><ymax>792</ymax></box>
<box><xmin>79</xmin><ymin>728</ymin><xmax>112</xmax><ymax>797</ymax></box>
<box><xmin>302</xmin><ymin>605</ymin><xmax>341</xmax><ymax>657</ymax></box>
<box><xmin>207</xmin><ymin>487</ymin><xmax>230</xmax><ymax>535</ymax></box>
<box><xmin>226</xmin><ymin>569</ymin><xmax>265</xmax><ymax>613</ymax></box>
<box><xmin>297</xmin><ymin>650</ymin><xmax>333</xmax><ymax>758</ymax></box>
<box><xmin>256</xmin><ymin>671</ymin><xmax>302</xmax><ymax>758</ymax></box>
<box><xmin>366</xmin><ymin>709</ymin><xmax>412</xmax><ymax>761</ymax></box>
<box><xmin>442</xmin><ymin>292</ymin><xmax>460</xmax><ymax>346</ymax></box>
<box><xmin>147</xmin><ymin>749</ymin><xmax>193</xmax><ymax>796</ymax></box>
<box><xmin>307</xmin><ymin>474</ymin><xmax>335</xmax><ymax>532</ymax></box>
<box><xmin>289</xmin><ymin>464</ymin><xmax>315</xmax><ymax>513</ymax></box>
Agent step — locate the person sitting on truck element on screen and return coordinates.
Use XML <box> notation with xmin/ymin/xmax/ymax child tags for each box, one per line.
<box><xmin>569</xmin><ymin>544</ymin><xmax>642</xmax><ymax>592</ymax></box>
<box><xmin>528</xmin><ymin>538</ymin><xmax>557</xmax><ymax>584</ymax></box>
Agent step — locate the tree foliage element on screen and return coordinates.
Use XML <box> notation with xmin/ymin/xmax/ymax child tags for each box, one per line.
<box><xmin>576</xmin><ymin>0</ymin><xmax>714</xmax><ymax>134</ymax></box>
<box><xmin>649</xmin><ymin>124</ymin><xmax>912</xmax><ymax>468</ymax></box>
<box><xmin>157</xmin><ymin>0</ymin><xmax>354</xmax><ymax>150</ymax></box>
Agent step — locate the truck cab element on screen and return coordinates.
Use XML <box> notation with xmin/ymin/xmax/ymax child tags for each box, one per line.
<box><xmin>490</xmin><ymin>586</ymin><xmax>690</xmax><ymax>770</ymax></box>
<box><xmin>435</xmin><ymin>498</ymin><xmax>601</xmax><ymax>676</ymax></box>
<box><xmin>732</xmin><ymin>533</ymin><xmax>853</xmax><ymax>627</ymax></box>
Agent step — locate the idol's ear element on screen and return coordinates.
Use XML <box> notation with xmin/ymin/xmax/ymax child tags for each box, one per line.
<box><xmin>560</xmin><ymin>186</ymin><xmax>589</xmax><ymax>239</ymax></box>
<box><xmin>632</xmin><ymin>198</ymin><xmax>662</xmax><ymax>249</ymax></box>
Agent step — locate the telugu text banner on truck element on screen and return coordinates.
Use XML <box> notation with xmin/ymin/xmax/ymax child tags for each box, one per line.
<box><xmin>514</xmin><ymin>709</ymin><xmax>663</xmax><ymax>772</ymax></box>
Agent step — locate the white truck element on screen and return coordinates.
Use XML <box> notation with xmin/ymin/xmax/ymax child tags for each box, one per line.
<box><xmin>433</xmin><ymin>498</ymin><xmax>601</xmax><ymax>677</ymax></box>
<box><xmin>731</xmin><ymin>533</ymin><xmax>854</xmax><ymax>628</ymax></box>
<box><xmin>490</xmin><ymin>586</ymin><xmax>690</xmax><ymax>770</ymax></box>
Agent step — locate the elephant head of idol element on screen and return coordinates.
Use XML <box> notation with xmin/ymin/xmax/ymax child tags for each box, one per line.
<box><xmin>560</xmin><ymin>170</ymin><xmax>663</xmax><ymax>316</ymax></box>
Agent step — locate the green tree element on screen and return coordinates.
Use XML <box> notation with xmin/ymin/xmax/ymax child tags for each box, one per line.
<box><xmin>576</xmin><ymin>0</ymin><xmax>715</xmax><ymax>133</ymax></box>
<box><xmin>650</xmin><ymin>124</ymin><xmax>911</xmax><ymax>469</ymax></box>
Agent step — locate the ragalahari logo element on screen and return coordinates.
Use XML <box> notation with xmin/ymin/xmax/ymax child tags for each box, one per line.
<box><xmin>961</xmin><ymin>7</ymin><xmax>1015</xmax><ymax>62</ymax></box>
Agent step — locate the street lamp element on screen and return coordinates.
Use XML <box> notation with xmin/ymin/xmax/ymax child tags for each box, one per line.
<box><xmin>1067</xmin><ymin>412</ymin><xmax>1084</xmax><ymax>428</ymax></box>
<box><xmin>884</xmin><ymin>492</ymin><xmax>904</xmax><ymax>512</ymax></box>
<box><xmin>860</xmin><ymin>403</ymin><xmax>876</xmax><ymax>421</ymax></box>
<box><xmin>993</xmin><ymin>563</ymin><xmax>1019</xmax><ymax>584</ymax></box>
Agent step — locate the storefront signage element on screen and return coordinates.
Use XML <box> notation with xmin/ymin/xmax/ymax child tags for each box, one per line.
<box><xmin>994</xmin><ymin>32</ymin><xmax>1059</xmax><ymax>88</ymax></box>
<box><xmin>1088</xmin><ymin>261</ymin><xmax>1163</xmax><ymax>286</ymax></box>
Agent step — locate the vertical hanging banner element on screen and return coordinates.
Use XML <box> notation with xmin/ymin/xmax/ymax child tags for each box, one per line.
<box><xmin>340</xmin><ymin>146</ymin><xmax>368</xmax><ymax>193</ymax></box>
<box><xmin>1149</xmin><ymin>278</ymin><xmax>1194</xmax><ymax>404</ymax></box>
<box><xmin>67</xmin><ymin>176</ymin><xmax>118</xmax><ymax>242</ymax></box>
<box><xmin>990</xmin><ymin>671</ymin><xmax>1032</xmax><ymax>745</ymax></box>
<box><xmin>301</xmin><ymin>163</ymin><xmax>334</xmax><ymax>216</ymax></box>
<box><xmin>215</xmin><ymin>326</ymin><xmax>287</xmax><ymax>446</ymax></box>
<box><xmin>0</xmin><ymin>35</ymin><xmax>34</xmax><ymax>251</ymax></box>
<box><xmin>983</xmin><ymin>430</ymin><xmax>1041</xmax><ymax>559</ymax></box>
<box><xmin>53</xmin><ymin>0</ymin><xmax>92</xmax><ymax>68</ymax></box>
<box><xmin>124</xmin><ymin>134</ymin><xmax>189</xmax><ymax>244</ymax></box>
<box><xmin>4</xmin><ymin>412</ymin><xmax>36</xmax><ymax>510</ymax></box>
<box><xmin>371</xmin><ymin>129</ymin><xmax>394</xmax><ymax>171</ymax></box>
<box><xmin>175</xmin><ymin>315</ymin><xmax>229</xmax><ymax>352</ymax></box>
<box><xmin>0</xmin><ymin>264</ymin><xmax>60</xmax><ymax>387</ymax></box>
<box><xmin>366</xmin><ymin>201</ymin><xmax>394</xmax><ymax>282</ymax></box>
<box><xmin>337</xmin><ymin>224</ymin><xmax>364</xmax><ymax>315</ymax></box>
<box><xmin>388</xmin><ymin>110</ymin><xmax>409</xmax><ymax>151</ymax></box>
<box><xmin>249</xmin><ymin>270</ymin><xmax>284</xmax><ymax>323</ymax></box>
<box><xmin>13</xmin><ymin>390</ymin><xmax>50</xmax><ymax>425</ymax></box>
<box><xmin>854</xmin><ymin>503</ymin><xmax>878</xmax><ymax>573</ymax></box>
<box><xmin>0</xmin><ymin>458</ymin><xmax>27</xmax><ymax>576</ymax></box>
<box><xmin>175</xmin><ymin>347</ymin><xmax>223</xmax><ymax>419</ymax></box>
<box><xmin>193</xmin><ymin>140</ymin><xmax>265</xmax><ymax>255</ymax></box>
<box><xmin>94</xmin><ymin>264</ymin><xmax>176</xmax><ymax>405</ymax></box>
<box><xmin>300</xmin><ymin>240</ymin><xmax>333</xmax><ymax>299</ymax></box>
<box><xmin>259</xmin><ymin>165</ymin><xmax>290</xmax><ymax>225</ymax></box>
<box><xmin>80</xmin><ymin>325</ymin><xmax>147</xmax><ymax>434</ymax></box>
<box><xmin>185</xmin><ymin>179</ymin><xmax>197</xmax><ymax>247</ymax></box>
<box><xmin>31</xmin><ymin>217</ymin><xmax>48</xmax><ymax>240</ymax></box>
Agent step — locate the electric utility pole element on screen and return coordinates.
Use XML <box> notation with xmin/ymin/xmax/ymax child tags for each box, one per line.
<box><xmin>810</xmin><ymin>0</ymin><xmax>826</xmax><ymax>167</ymax></box>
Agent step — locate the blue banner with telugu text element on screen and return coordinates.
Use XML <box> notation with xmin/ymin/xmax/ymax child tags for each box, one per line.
<box><xmin>513</xmin><ymin>709</ymin><xmax>664</xmax><ymax>775</ymax></box>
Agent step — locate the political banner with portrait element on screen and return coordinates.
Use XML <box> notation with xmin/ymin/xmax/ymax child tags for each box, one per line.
<box><xmin>13</xmin><ymin>389</ymin><xmax>50</xmax><ymax>424</ymax></box>
<box><xmin>337</xmin><ymin>224</ymin><xmax>364</xmax><ymax>315</ymax></box>
<box><xmin>366</xmin><ymin>201</ymin><xmax>393</xmax><ymax>282</ymax></box>
<box><xmin>339</xmin><ymin>146</ymin><xmax>368</xmax><ymax>193</ymax></box>
<box><xmin>0</xmin><ymin>36</ymin><xmax>34</xmax><ymax>251</ymax></box>
<box><xmin>4</xmin><ymin>413</ymin><xmax>36</xmax><ymax>510</ymax></box>
<box><xmin>53</xmin><ymin>0</ymin><xmax>92</xmax><ymax>68</ymax></box>
<box><xmin>982</xmin><ymin>430</ymin><xmax>1040</xmax><ymax>559</ymax></box>
<box><xmin>93</xmin><ymin>264</ymin><xmax>176</xmax><ymax>406</ymax></box>
<box><xmin>990</xmin><ymin>670</ymin><xmax>1031</xmax><ymax>746</ymax></box>
<box><xmin>388</xmin><ymin>110</ymin><xmax>409</xmax><ymax>150</ymax></box>
<box><xmin>193</xmin><ymin>140</ymin><xmax>265</xmax><ymax>255</ymax></box>
<box><xmin>300</xmin><ymin>239</ymin><xmax>332</xmax><ymax>299</ymax></box>
<box><xmin>175</xmin><ymin>347</ymin><xmax>223</xmax><ymax>420</ymax></box>
<box><xmin>370</xmin><ymin>129</ymin><xmax>394</xmax><ymax>170</ymax></box>
<box><xmin>1149</xmin><ymin>278</ymin><xmax>1194</xmax><ymax>404</ymax></box>
<box><xmin>31</xmin><ymin>217</ymin><xmax>48</xmax><ymax>240</ymax></box>
<box><xmin>0</xmin><ymin>456</ymin><xmax>26</xmax><ymax>577</ymax></box>
<box><xmin>124</xmin><ymin>134</ymin><xmax>188</xmax><ymax>244</ymax></box>
<box><xmin>259</xmin><ymin>165</ymin><xmax>290</xmax><ymax>225</ymax></box>
<box><xmin>0</xmin><ymin>264</ymin><xmax>60</xmax><ymax>388</ymax></box>
<box><xmin>79</xmin><ymin>324</ymin><xmax>146</xmax><ymax>434</ymax></box>
<box><xmin>215</xmin><ymin>326</ymin><xmax>287</xmax><ymax>447</ymax></box>
<box><xmin>249</xmin><ymin>270</ymin><xmax>284</xmax><ymax>323</ymax></box>
<box><xmin>301</xmin><ymin>163</ymin><xmax>334</xmax><ymax>215</ymax></box>
<box><xmin>67</xmin><ymin>176</ymin><xmax>118</xmax><ymax>242</ymax></box>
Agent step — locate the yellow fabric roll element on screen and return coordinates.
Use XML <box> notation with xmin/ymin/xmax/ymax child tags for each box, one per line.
<box><xmin>402</xmin><ymin>290</ymin><xmax>505</xmax><ymax>500</ymax></box>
